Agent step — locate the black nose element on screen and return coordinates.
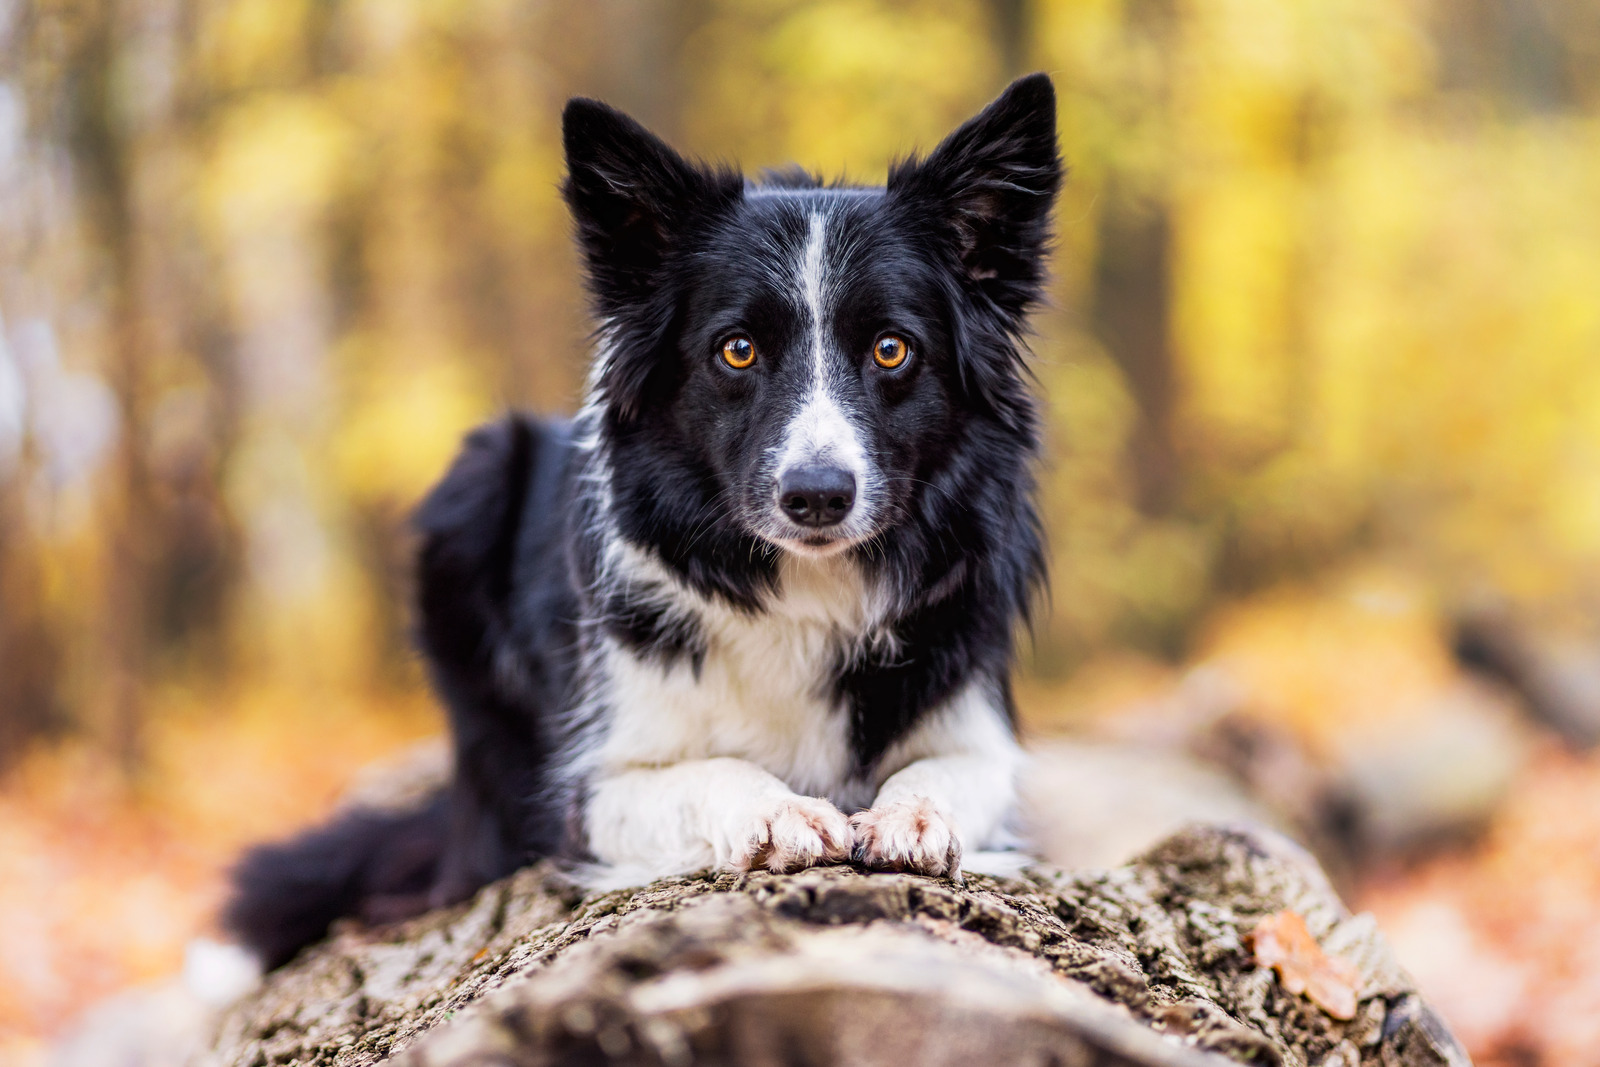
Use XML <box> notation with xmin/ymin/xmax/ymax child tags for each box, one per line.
<box><xmin>778</xmin><ymin>466</ymin><xmax>856</xmax><ymax>528</ymax></box>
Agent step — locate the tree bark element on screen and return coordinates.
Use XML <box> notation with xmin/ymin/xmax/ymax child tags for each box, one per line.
<box><xmin>199</xmin><ymin>824</ymin><xmax>1471</xmax><ymax>1067</ymax></box>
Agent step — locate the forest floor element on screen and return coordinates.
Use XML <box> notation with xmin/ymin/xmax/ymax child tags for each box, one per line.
<box><xmin>0</xmin><ymin>687</ymin><xmax>438</xmax><ymax>1066</ymax></box>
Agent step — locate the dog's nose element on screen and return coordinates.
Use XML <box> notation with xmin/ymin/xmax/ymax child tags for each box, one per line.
<box><xmin>778</xmin><ymin>467</ymin><xmax>856</xmax><ymax>527</ymax></box>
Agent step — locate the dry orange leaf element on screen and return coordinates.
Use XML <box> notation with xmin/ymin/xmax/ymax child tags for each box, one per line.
<box><xmin>1250</xmin><ymin>909</ymin><xmax>1361</xmax><ymax>1020</ymax></box>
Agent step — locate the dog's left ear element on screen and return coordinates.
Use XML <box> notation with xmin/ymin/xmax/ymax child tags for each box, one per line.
<box><xmin>888</xmin><ymin>73</ymin><xmax>1062</xmax><ymax>324</ymax></box>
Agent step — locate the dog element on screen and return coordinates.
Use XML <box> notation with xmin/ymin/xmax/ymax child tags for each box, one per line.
<box><xmin>226</xmin><ymin>73</ymin><xmax>1062</xmax><ymax>971</ymax></box>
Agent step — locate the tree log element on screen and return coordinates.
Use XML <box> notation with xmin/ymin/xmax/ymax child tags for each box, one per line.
<box><xmin>198</xmin><ymin>824</ymin><xmax>1471</xmax><ymax>1067</ymax></box>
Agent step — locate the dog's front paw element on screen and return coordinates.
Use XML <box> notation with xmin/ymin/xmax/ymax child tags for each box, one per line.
<box><xmin>850</xmin><ymin>797</ymin><xmax>962</xmax><ymax>877</ymax></box>
<box><xmin>730</xmin><ymin>795</ymin><xmax>852</xmax><ymax>873</ymax></box>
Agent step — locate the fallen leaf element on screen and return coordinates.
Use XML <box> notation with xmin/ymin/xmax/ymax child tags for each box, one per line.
<box><xmin>1250</xmin><ymin>909</ymin><xmax>1361</xmax><ymax>1020</ymax></box>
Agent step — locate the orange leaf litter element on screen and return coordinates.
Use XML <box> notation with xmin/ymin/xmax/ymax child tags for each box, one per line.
<box><xmin>1250</xmin><ymin>909</ymin><xmax>1361</xmax><ymax>1020</ymax></box>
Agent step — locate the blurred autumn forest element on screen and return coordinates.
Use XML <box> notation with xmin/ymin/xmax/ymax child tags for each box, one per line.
<box><xmin>4</xmin><ymin>0</ymin><xmax>1600</xmax><ymax>1062</ymax></box>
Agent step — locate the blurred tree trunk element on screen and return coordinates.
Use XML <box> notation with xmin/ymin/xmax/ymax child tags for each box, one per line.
<box><xmin>0</xmin><ymin>493</ymin><xmax>63</xmax><ymax>770</ymax></box>
<box><xmin>51</xmin><ymin>0</ymin><xmax>240</xmax><ymax>771</ymax></box>
<box><xmin>577</xmin><ymin>0</ymin><xmax>707</xmax><ymax>145</ymax></box>
<box><xmin>1092</xmin><ymin>193</ymin><xmax>1178</xmax><ymax>517</ymax></box>
<box><xmin>1090</xmin><ymin>0</ymin><xmax>1180</xmax><ymax>519</ymax></box>
<box><xmin>150</xmin><ymin>0</ymin><xmax>245</xmax><ymax>678</ymax></box>
<box><xmin>989</xmin><ymin>0</ymin><xmax>1030</xmax><ymax>79</ymax></box>
<box><xmin>1434</xmin><ymin>0</ymin><xmax>1574</xmax><ymax>112</ymax></box>
<box><xmin>64</xmin><ymin>0</ymin><xmax>157</xmax><ymax>774</ymax></box>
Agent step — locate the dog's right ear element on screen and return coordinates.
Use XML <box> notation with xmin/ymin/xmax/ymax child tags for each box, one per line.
<box><xmin>562</xmin><ymin>100</ymin><xmax>742</xmax><ymax>418</ymax></box>
<box><xmin>562</xmin><ymin>98</ymin><xmax>742</xmax><ymax>318</ymax></box>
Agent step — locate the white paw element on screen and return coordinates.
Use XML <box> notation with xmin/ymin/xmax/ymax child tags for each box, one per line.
<box><xmin>850</xmin><ymin>797</ymin><xmax>962</xmax><ymax>877</ymax></box>
<box><xmin>730</xmin><ymin>795</ymin><xmax>853</xmax><ymax>873</ymax></box>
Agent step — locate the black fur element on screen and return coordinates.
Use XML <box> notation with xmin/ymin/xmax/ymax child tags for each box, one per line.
<box><xmin>224</xmin><ymin>793</ymin><xmax>449</xmax><ymax>971</ymax></box>
<box><xmin>226</xmin><ymin>74</ymin><xmax>1062</xmax><ymax>970</ymax></box>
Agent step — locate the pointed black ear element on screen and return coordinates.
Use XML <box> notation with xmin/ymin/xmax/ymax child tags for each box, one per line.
<box><xmin>888</xmin><ymin>73</ymin><xmax>1062</xmax><ymax>323</ymax></box>
<box><xmin>562</xmin><ymin>99</ymin><xmax>742</xmax><ymax>416</ymax></box>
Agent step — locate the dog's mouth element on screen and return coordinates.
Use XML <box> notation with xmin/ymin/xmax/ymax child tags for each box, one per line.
<box><xmin>780</xmin><ymin>531</ymin><xmax>856</xmax><ymax>557</ymax></box>
<box><xmin>758</xmin><ymin>512</ymin><xmax>878</xmax><ymax>558</ymax></box>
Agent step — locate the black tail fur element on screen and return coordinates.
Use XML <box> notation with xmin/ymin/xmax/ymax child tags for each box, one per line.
<box><xmin>223</xmin><ymin>791</ymin><xmax>451</xmax><ymax>971</ymax></box>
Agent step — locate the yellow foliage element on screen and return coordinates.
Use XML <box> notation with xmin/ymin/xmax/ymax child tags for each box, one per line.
<box><xmin>202</xmin><ymin>94</ymin><xmax>354</xmax><ymax>233</ymax></box>
<box><xmin>689</xmin><ymin>0</ymin><xmax>1000</xmax><ymax>173</ymax></box>
<box><xmin>197</xmin><ymin>0</ymin><xmax>315</xmax><ymax>89</ymax></box>
<box><xmin>332</xmin><ymin>352</ymin><xmax>490</xmax><ymax>505</ymax></box>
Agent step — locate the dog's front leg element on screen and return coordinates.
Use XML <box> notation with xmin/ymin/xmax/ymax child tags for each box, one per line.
<box><xmin>585</xmin><ymin>758</ymin><xmax>853</xmax><ymax>879</ymax></box>
<box><xmin>851</xmin><ymin>685</ymin><xmax>1022</xmax><ymax>878</ymax></box>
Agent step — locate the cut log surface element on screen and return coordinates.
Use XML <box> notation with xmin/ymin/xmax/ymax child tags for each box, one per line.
<box><xmin>199</xmin><ymin>824</ymin><xmax>1472</xmax><ymax>1067</ymax></box>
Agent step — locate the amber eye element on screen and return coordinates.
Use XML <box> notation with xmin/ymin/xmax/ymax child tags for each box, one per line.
<box><xmin>721</xmin><ymin>335</ymin><xmax>756</xmax><ymax>369</ymax></box>
<box><xmin>873</xmin><ymin>335</ymin><xmax>910</xmax><ymax>370</ymax></box>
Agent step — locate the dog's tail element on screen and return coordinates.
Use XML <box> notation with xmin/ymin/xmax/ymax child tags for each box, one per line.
<box><xmin>223</xmin><ymin>790</ymin><xmax>450</xmax><ymax>971</ymax></box>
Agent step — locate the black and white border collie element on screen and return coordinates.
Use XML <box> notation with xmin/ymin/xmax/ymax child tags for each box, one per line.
<box><xmin>228</xmin><ymin>74</ymin><xmax>1063</xmax><ymax>970</ymax></box>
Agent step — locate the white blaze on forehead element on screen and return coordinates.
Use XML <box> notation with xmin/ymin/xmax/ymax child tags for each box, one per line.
<box><xmin>801</xmin><ymin>211</ymin><xmax>828</xmax><ymax>381</ymax></box>
<box><xmin>778</xmin><ymin>211</ymin><xmax>869</xmax><ymax>480</ymax></box>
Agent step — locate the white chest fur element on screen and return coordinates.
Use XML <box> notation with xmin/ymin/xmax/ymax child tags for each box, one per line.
<box><xmin>587</xmin><ymin>546</ymin><xmax>891</xmax><ymax>808</ymax></box>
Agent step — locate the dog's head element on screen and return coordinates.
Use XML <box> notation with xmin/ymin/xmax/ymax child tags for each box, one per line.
<box><xmin>564</xmin><ymin>75</ymin><xmax>1060</xmax><ymax>580</ymax></box>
